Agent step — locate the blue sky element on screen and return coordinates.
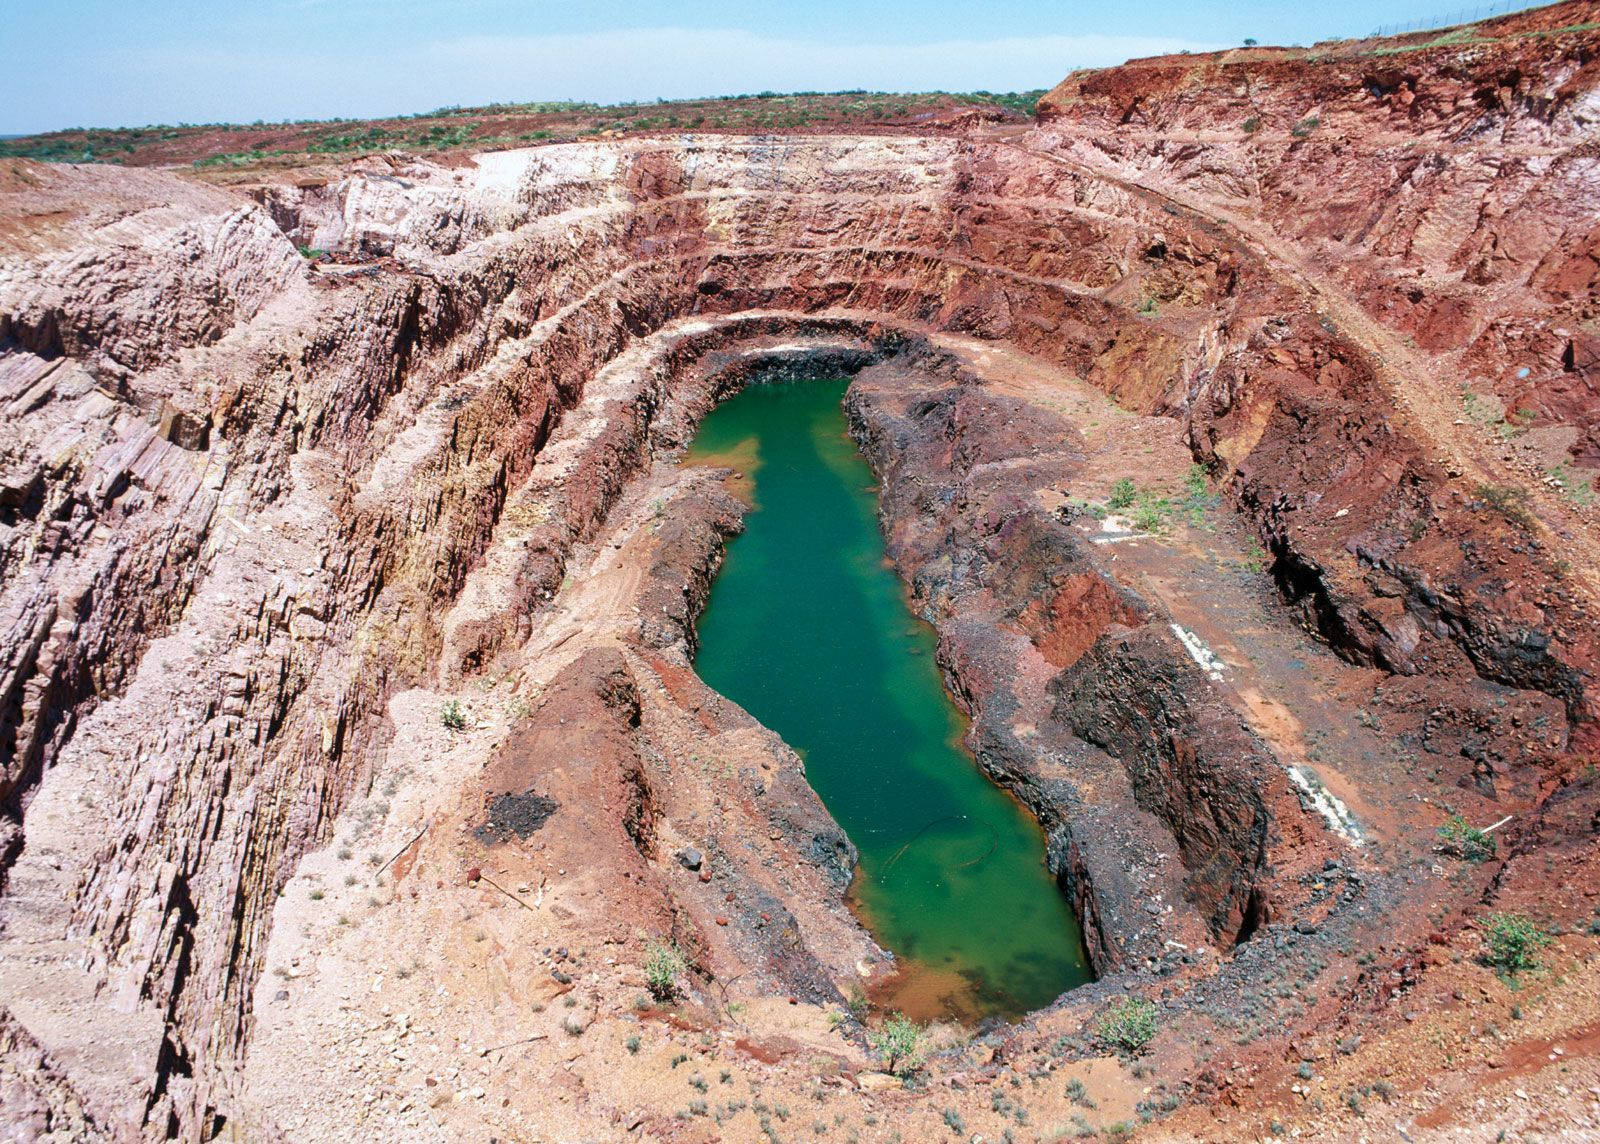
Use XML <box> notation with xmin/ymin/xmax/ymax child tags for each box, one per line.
<box><xmin>2</xmin><ymin>1</ymin><xmax>1530</xmax><ymax>133</ymax></box>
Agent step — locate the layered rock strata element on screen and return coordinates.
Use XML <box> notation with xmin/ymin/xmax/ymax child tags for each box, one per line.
<box><xmin>0</xmin><ymin>7</ymin><xmax>1598</xmax><ymax>1137</ymax></box>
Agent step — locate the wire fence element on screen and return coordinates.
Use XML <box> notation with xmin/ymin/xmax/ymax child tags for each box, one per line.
<box><xmin>1368</xmin><ymin>0</ymin><xmax>1559</xmax><ymax>37</ymax></box>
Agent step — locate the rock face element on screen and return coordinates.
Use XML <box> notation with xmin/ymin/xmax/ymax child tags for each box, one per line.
<box><xmin>1038</xmin><ymin>7</ymin><xmax>1600</xmax><ymax>741</ymax></box>
<box><xmin>0</xmin><ymin>5</ymin><xmax>1598</xmax><ymax>1140</ymax></box>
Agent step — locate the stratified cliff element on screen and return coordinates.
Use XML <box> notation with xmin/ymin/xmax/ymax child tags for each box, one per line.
<box><xmin>1</xmin><ymin>4</ymin><xmax>1598</xmax><ymax>1141</ymax></box>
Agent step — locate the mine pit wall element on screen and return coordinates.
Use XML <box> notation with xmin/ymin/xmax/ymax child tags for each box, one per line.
<box><xmin>841</xmin><ymin>343</ymin><xmax>1290</xmax><ymax>971</ymax></box>
<box><xmin>615</xmin><ymin>328</ymin><xmax>1290</xmax><ymax>976</ymax></box>
<box><xmin>0</xmin><ymin>138</ymin><xmax>1235</xmax><ymax>1137</ymax></box>
<box><xmin>1051</xmin><ymin>627</ymin><xmax>1275</xmax><ymax>944</ymax></box>
<box><xmin>3</xmin><ymin>135</ymin><xmax>1335</xmax><ymax>1132</ymax></box>
<box><xmin>1033</xmin><ymin>8</ymin><xmax>1600</xmax><ymax>751</ymax></box>
<box><xmin>1</xmin><ymin>113</ymin><xmax>1593</xmax><ymax>1135</ymax></box>
<box><xmin>1188</xmin><ymin>305</ymin><xmax>1595</xmax><ymax>751</ymax></box>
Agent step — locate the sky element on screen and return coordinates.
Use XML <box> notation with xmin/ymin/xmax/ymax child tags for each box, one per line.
<box><xmin>1</xmin><ymin>0</ymin><xmax>1543</xmax><ymax>134</ymax></box>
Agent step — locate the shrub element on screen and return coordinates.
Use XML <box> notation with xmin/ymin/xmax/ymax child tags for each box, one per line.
<box><xmin>1437</xmin><ymin>814</ymin><xmax>1496</xmax><ymax>862</ymax></box>
<box><xmin>1290</xmin><ymin>116</ymin><xmax>1320</xmax><ymax>138</ymax></box>
<box><xmin>1109</xmin><ymin>478</ymin><xmax>1137</xmax><ymax>510</ymax></box>
<box><xmin>942</xmin><ymin>1108</ymin><xmax>966</xmax><ymax>1135</ymax></box>
<box><xmin>1097</xmin><ymin>996</ymin><xmax>1159</xmax><ymax>1054</ymax></box>
<box><xmin>1243</xmin><ymin>116</ymin><xmax>1262</xmax><ymax>133</ymax></box>
<box><xmin>1132</xmin><ymin>496</ymin><xmax>1171</xmax><ymax>532</ymax></box>
<box><xmin>868</xmin><ymin>1013</ymin><xmax>925</xmax><ymax>1075</ymax></box>
<box><xmin>644</xmin><ymin>941</ymin><xmax>689</xmax><ymax>1000</ymax></box>
<box><xmin>440</xmin><ymin>700</ymin><xmax>468</xmax><ymax>731</ymax></box>
<box><xmin>1482</xmin><ymin>913</ymin><xmax>1551</xmax><ymax>978</ymax></box>
<box><xmin>1475</xmin><ymin>483</ymin><xmax>1535</xmax><ymax>529</ymax></box>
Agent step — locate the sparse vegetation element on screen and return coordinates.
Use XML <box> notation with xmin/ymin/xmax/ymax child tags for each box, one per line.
<box><xmin>1549</xmin><ymin>462</ymin><xmax>1597</xmax><ymax>508</ymax></box>
<box><xmin>1461</xmin><ymin>387</ymin><xmax>1530</xmax><ymax>440</ymax></box>
<box><xmin>1474</xmin><ymin>483</ymin><xmax>1536</xmax><ymax>529</ymax></box>
<box><xmin>440</xmin><ymin>700</ymin><xmax>468</xmax><ymax>731</ymax></box>
<box><xmin>0</xmin><ymin>89</ymin><xmax>1051</xmax><ymax>171</ymax></box>
<box><xmin>868</xmin><ymin>1013</ymin><xmax>925</xmax><ymax>1076</ymax></box>
<box><xmin>1097</xmin><ymin>996</ymin><xmax>1159</xmax><ymax>1054</ymax></box>
<box><xmin>1290</xmin><ymin>116</ymin><xmax>1321</xmax><ymax>137</ymax></box>
<box><xmin>1481</xmin><ymin>913</ymin><xmax>1552</xmax><ymax>978</ymax></box>
<box><xmin>1437</xmin><ymin>813</ymin><xmax>1497</xmax><ymax>862</ymax></box>
<box><xmin>644</xmin><ymin>941</ymin><xmax>689</xmax><ymax>1000</ymax></box>
<box><xmin>1101</xmin><ymin>466</ymin><xmax>1217</xmax><ymax>533</ymax></box>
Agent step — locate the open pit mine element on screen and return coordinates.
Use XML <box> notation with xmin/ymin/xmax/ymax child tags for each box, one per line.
<box><xmin>4</xmin><ymin>3</ymin><xmax>1600</xmax><ymax>1141</ymax></box>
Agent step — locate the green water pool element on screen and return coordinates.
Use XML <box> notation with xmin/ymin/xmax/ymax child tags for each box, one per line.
<box><xmin>688</xmin><ymin>376</ymin><xmax>1092</xmax><ymax>1021</ymax></box>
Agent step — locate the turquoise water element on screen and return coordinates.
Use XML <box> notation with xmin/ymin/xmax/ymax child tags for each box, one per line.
<box><xmin>688</xmin><ymin>377</ymin><xmax>1091</xmax><ymax>1021</ymax></box>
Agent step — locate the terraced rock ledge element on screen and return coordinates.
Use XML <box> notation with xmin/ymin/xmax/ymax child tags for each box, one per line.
<box><xmin>3</xmin><ymin>4</ymin><xmax>1600</xmax><ymax>1139</ymax></box>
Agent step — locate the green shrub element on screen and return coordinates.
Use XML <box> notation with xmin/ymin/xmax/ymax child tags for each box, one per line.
<box><xmin>1109</xmin><ymin>478</ymin><xmax>1137</xmax><ymax>510</ymax></box>
<box><xmin>1097</xmin><ymin>996</ymin><xmax>1159</xmax><ymax>1054</ymax></box>
<box><xmin>1482</xmin><ymin>913</ymin><xmax>1551</xmax><ymax>978</ymax></box>
<box><xmin>1290</xmin><ymin>116</ymin><xmax>1320</xmax><ymax>137</ymax></box>
<box><xmin>644</xmin><ymin>941</ymin><xmax>689</xmax><ymax>1000</ymax></box>
<box><xmin>440</xmin><ymin>700</ymin><xmax>468</xmax><ymax>731</ymax></box>
<box><xmin>1437</xmin><ymin>814</ymin><xmax>1496</xmax><ymax>862</ymax></box>
<box><xmin>868</xmin><ymin>1013</ymin><xmax>925</xmax><ymax>1075</ymax></box>
<box><xmin>1131</xmin><ymin>496</ymin><xmax>1171</xmax><ymax>532</ymax></box>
